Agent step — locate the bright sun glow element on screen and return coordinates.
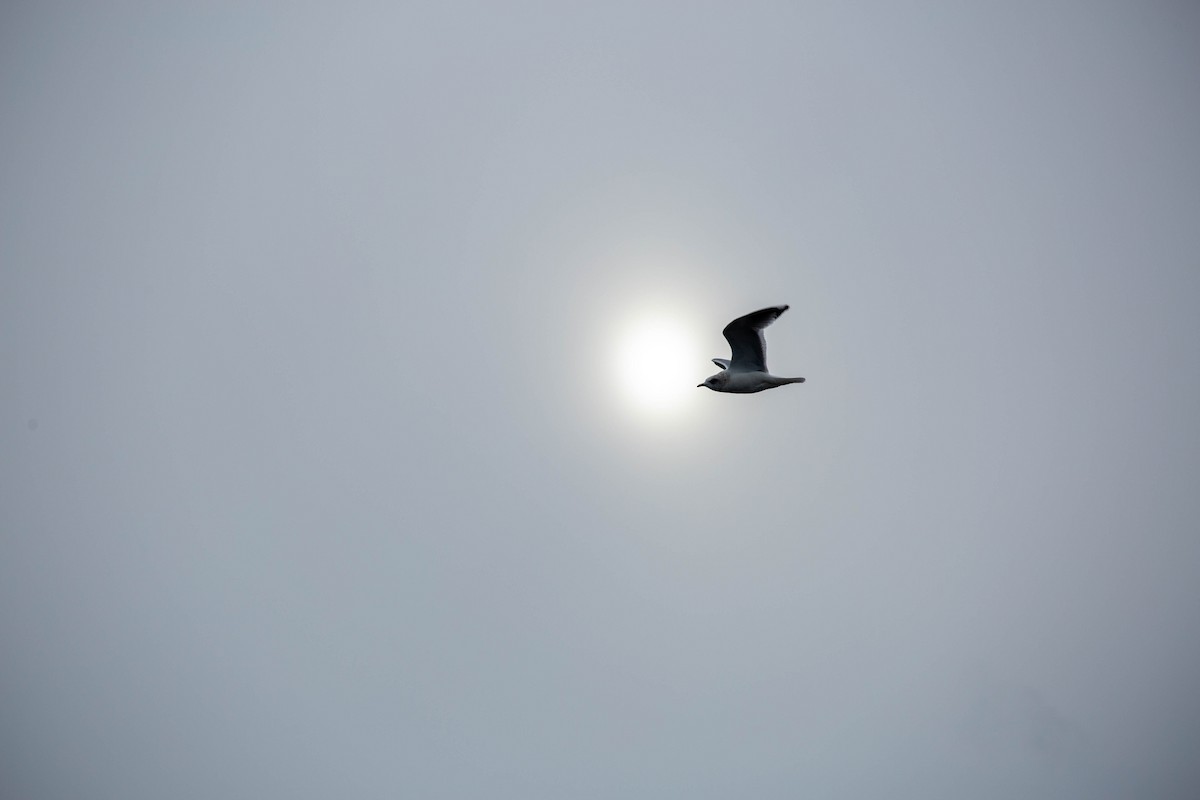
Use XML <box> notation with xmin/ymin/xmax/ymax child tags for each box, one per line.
<box><xmin>613</xmin><ymin>317</ymin><xmax>701</xmax><ymax>414</ymax></box>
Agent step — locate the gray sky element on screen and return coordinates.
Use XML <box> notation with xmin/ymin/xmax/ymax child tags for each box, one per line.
<box><xmin>3</xmin><ymin>2</ymin><xmax>1199</xmax><ymax>798</ymax></box>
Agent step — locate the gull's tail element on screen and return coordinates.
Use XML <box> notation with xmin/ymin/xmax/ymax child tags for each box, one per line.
<box><xmin>782</xmin><ymin>376</ymin><xmax>806</xmax><ymax>385</ymax></box>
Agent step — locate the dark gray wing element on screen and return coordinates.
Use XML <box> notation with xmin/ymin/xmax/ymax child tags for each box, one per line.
<box><xmin>722</xmin><ymin>305</ymin><xmax>789</xmax><ymax>372</ymax></box>
<box><xmin>711</xmin><ymin>358</ymin><xmax>731</xmax><ymax>370</ymax></box>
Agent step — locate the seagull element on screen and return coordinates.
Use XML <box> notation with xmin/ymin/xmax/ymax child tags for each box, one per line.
<box><xmin>698</xmin><ymin>305</ymin><xmax>806</xmax><ymax>393</ymax></box>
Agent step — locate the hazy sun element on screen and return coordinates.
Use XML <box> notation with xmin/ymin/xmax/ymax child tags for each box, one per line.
<box><xmin>613</xmin><ymin>317</ymin><xmax>701</xmax><ymax>414</ymax></box>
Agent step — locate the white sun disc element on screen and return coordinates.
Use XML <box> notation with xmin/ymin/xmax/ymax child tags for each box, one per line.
<box><xmin>613</xmin><ymin>318</ymin><xmax>698</xmax><ymax>413</ymax></box>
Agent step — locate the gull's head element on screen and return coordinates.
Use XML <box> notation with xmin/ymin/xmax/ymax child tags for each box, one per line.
<box><xmin>698</xmin><ymin>372</ymin><xmax>729</xmax><ymax>391</ymax></box>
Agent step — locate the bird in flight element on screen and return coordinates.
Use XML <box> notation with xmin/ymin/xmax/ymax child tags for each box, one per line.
<box><xmin>698</xmin><ymin>305</ymin><xmax>806</xmax><ymax>393</ymax></box>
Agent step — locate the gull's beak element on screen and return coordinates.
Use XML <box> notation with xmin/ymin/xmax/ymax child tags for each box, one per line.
<box><xmin>696</xmin><ymin>383</ymin><xmax>705</xmax><ymax>388</ymax></box>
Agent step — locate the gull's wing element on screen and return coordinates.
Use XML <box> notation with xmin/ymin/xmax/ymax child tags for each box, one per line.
<box><xmin>722</xmin><ymin>305</ymin><xmax>789</xmax><ymax>372</ymax></box>
<box><xmin>711</xmin><ymin>358</ymin><xmax>731</xmax><ymax>370</ymax></box>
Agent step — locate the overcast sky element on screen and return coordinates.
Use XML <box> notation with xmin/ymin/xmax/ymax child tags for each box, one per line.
<box><xmin>3</xmin><ymin>2</ymin><xmax>1200</xmax><ymax>798</ymax></box>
